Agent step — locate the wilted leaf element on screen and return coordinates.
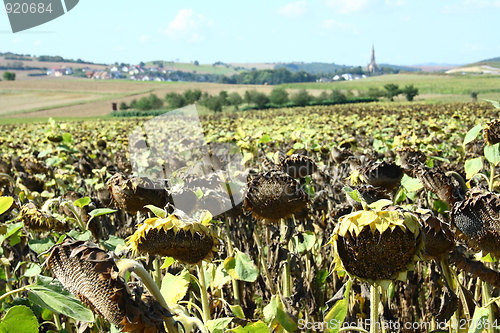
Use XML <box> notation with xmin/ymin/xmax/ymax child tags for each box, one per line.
<box><xmin>0</xmin><ymin>197</ymin><xmax>14</xmax><ymax>216</ymax></box>
<box><xmin>324</xmin><ymin>280</ymin><xmax>352</xmax><ymax>333</ymax></box>
<box><xmin>160</xmin><ymin>269</ymin><xmax>191</xmax><ymax>305</ymax></box>
<box><xmin>464</xmin><ymin>157</ymin><xmax>484</xmax><ymax>179</ymax></box>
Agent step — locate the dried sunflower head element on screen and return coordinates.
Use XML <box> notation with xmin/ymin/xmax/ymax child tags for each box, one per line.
<box><xmin>19</xmin><ymin>202</ymin><xmax>69</xmax><ymax>232</ymax></box>
<box><xmin>279</xmin><ymin>154</ymin><xmax>318</xmax><ymax>179</ymax></box>
<box><xmin>329</xmin><ymin>208</ymin><xmax>423</xmax><ymax>288</ymax></box>
<box><xmin>485</xmin><ymin>119</ymin><xmax>500</xmax><ymax>145</ymax></box>
<box><xmin>416</xmin><ymin>166</ymin><xmax>460</xmax><ymax>205</ymax></box>
<box><xmin>127</xmin><ymin>211</ymin><xmax>220</xmax><ymax>264</ymax></box>
<box><xmin>244</xmin><ymin>170</ymin><xmax>308</xmax><ymax>222</ymax></box>
<box><xmin>359</xmin><ymin>161</ymin><xmax>403</xmax><ymax>191</ymax></box>
<box><xmin>451</xmin><ymin>189</ymin><xmax>500</xmax><ymax>258</ymax></box>
<box><xmin>46</xmin><ymin>239</ymin><xmax>171</xmax><ymax>332</ymax></box>
<box><xmin>107</xmin><ymin>173</ymin><xmax>170</xmax><ymax>214</ymax></box>
<box><xmin>415</xmin><ymin>209</ymin><xmax>455</xmax><ymax>260</ymax></box>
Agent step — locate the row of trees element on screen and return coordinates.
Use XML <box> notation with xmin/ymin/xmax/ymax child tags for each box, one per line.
<box><xmin>118</xmin><ymin>83</ymin><xmax>420</xmax><ymax>113</ymax></box>
<box><xmin>361</xmin><ymin>84</ymin><xmax>419</xmax><ymax>101</ymax></box>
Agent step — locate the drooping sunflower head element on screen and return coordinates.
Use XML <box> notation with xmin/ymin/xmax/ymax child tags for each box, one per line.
<box><xmin>279</xmin><ymin>154</ymin><xmax>318</xmax><ymax>179</ymax></box>
<box><xmin>127</xmin><ymin>211</ymin><xmax>220</xmax><ymax>265</ymax></box>
<box><xmin>484</xmin><ymin>119</ymin><xmax>500</xmax><ymax>145</ymax></box>
<box><xmin>19</xmin><ymin>202</ymin><xmax>69</xmax><ymax>232</ymax></box>
<box><xmin>359</xmin><ymin>161</ymin><xmax>404</xmax><ymax>191</ymax></box>
<box><xmin>329</xmin><ymin>208</ymin><xmax>423</xmax><ymax>287</ymax></box>
<box><xmin>451</xmin><ymin>189</ymin><xmax>500</xmax><ymax>258</ymax></box>
<box><xmin>244</xmin><ymin>170</ymin><xmax>308</xmax><ymax>222</ymax></box>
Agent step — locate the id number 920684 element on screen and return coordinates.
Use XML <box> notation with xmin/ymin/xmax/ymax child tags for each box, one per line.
<box><xmin>5</xmin><ymin>2</ymin><xmax>54</xmax><ymax>14</ymax></box>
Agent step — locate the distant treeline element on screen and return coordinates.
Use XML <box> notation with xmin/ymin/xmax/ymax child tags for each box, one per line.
<box><xmin>37</xmin><ymin>55</ymin><xmax>103</xmax><ymax>65</ymax></box>
<box><xmin>113</xmin><ymin>88</ymin><xmax>378</xmax><ymax>117</ymax></box>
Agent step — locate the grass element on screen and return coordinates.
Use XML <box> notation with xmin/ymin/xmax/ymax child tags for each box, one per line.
<box><xmin>145</xmin><ymin>61</ymin><xmax>245</xmax><ymax>75</ymax></box>
<box><xmin>280</xmin><ymin>73</ymin><xmax>500</xmax><ymax>95</ymax></box>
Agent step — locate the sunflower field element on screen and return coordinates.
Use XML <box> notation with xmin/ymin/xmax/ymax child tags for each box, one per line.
<box><xmin>1</xmin><ymin>100</ymin><xmax>500</xmax><ymax>333</ymax></box>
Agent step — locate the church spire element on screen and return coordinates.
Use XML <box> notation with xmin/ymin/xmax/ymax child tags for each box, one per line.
<box><xmin>368</xmin><ymin>44</ymin><xmax>379</xmax><ymax>74</ymax></box>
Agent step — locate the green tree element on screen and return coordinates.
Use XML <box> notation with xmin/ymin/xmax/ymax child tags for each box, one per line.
<box><xmin>165</xmin><ymin>92</ymin><xmax>186</xmax><ymax>108</ymax></box>
<box><xmin>291</xmin><ymin>89</ymin><xmax>313</xmax><ymax>106</ymax></box>
<box><xmin>130</xmin><ymin>99</ymin><xmax>137</xmax><ymax>109</ymax></box>
<box><xmin>471</xmin><ymin>91</ymin><xmax>478</xmax><ymax>102</ymax></box>
<box><xmin>139</xmin><ymin>61</ymin><xmax>145</xmax><ymax>67</ymax></box>
<box><xmin>383</xmin><ymin>83</ymin><xmax>401</xmax><ymax>101</ymax></box>
<box><xmin>204</xmin><ymin>95</ymin><xmax>223</xmax><ymax>113</ymax></box>
<box><xmin>402</xmin><ymin>85</ymin><xmax>419</xmax><ymax>101</ymax></box>
<box><xmin>2</xmin><ymin>72</ymin><xmax>15</xmax><ymax>81</ymax></box>
<box><xmin>219</xmin><ymin>91</ymin><xmax>230</xmax><ymax>106</ymax></box>
<box><xmin>183</xmin><ymin>89</ymin><xmax>202</xmax><ymax>104</ymax></box>
<box><xmin>329</xmin><ymin>90</ymin><xmax>347</xmax><ymax>103</ymax></box>
<box><xmin>251</xmin><ymin>92</ymin><xmax>270</xmax><ymax>109</ymax></box>
<box><xmin>119</xmin><ymin>102</ymin><xmax>129</xmax><ymax>110</ymax></box>
<box><xmin>269</xmin><ymin>88</ymin><xmax>289</xmax><ymax>105</ymax></box>
<box><xmin>244</xmin><ymin>90</ymin><xmax>259</xmax><ymax>104</ymax></box>
<box><xmin>194</xmin><ymin>60</ymin><xmax>199</xmax><ymax>66</ymax></box>
<box><xmin>315</xmin><ymin>91</ymin><xmax>329</xmax><ymax>104</ymax></box>
<box><xmin>227</xmin><ymin>92</ymin><xmax>243</xmax><ymax>109</ymax></box>
<box><xmin>366</xmin><ymin>87</ymin><xmax>384</xmax><ymax>99</ymax></box>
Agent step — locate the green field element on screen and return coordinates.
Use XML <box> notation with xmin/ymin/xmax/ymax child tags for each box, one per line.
<box><xmin>282</xmin><ymin>73</ymin><xmax>500</xmax><ymax>98</ymax></box>
<box><xmin>146</xmin><ymin>61</ymin><xmax>246</xmax><ymax>75</ymax></box>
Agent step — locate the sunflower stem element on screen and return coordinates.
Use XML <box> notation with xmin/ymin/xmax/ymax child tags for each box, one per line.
<box><xmin>282</xmin><ymin>251</ymin><xmax>292</xmax><ymax>298</ymax></box>
<box><xmin>253</xmin><ymin>226</ymin><xmax>277</xmax><ymax>295</ymax></box>
<box><xmin>224</xmin><ymin>217</ymin><xmax>240</xmax><ymax>305</ymax></box>
<box><xmin>488</xmin><ymin>162</ymin><xmax>496</xmax><ymax>191</ymax></box>
<box><xmin>153</xmin><ymin>257</ymin><xmax>162</xmax><ymax>288</ymax></box>
<box><xmin>115</xmin><ymin>259</ymin><xmax>178</xmax><ymax>333</ymax></box>
<box><xmin>370</xmin><ymin>284</ymin><xmax>381</xmax><ymax>333</ymax></box>
<box><xmin>53</xmin><ymin>313</ymin><xmax>63</xmax><ymax>331</ymax></box>
<box><xmin>0</xmin><ymin>286</ymin><xmax>26</xmax><ymax>302</ymax></box>
<box><xmin>197</xmin><ymin>263</ymin><xmax>211</xmax><ymax>323</ymax></box>
<box><xmin>482</xmin><ymin>282</ymin><xmax>496</xmax><ymax>333</ymax></box>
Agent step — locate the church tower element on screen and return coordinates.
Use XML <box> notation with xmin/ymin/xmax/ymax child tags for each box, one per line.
<box><xmin>367</xmin><ymin>44</ymin><xmax>379</xmax><ymax>74</ymax></box>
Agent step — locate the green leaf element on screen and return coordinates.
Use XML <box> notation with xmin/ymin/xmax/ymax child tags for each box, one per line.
<box><xmin>230</xmin><ymin>305</ymin><xmax>246</xmax><ymax>319</ymax></box>
<box><xmin>401</xmin><ymin>174</ymin><xmax>423</xmax><ymax>192</ymax></box>
<box><xmin>23</xmin><ymin>263</ymin><xmax>42</xmax><ymax>277</ymax></box>
<box><xmin>263</xmin><ymin>295</ymin><xmax>297</xmax><ymax>332</ymax></box>
<box><xmin>368</xmin><ymin>199</ymin><xmax>393</xmax><ymax>210</ymax></box>
<box><xmin>224</xmin><ymin>250</ymin><xmax>259</xmax><ymax>282</ymax></box>
<box><xmin>324</xmin><ymin>280</ymin><xmax>352</xmax><ymax>333</ymax></box>
<box><xmin>27</xmin><ymin>276</ymin><xmax>94</xmax><ymax>322</ymax></box>
<box><xmin>160</xmin><ymin>257</ymin><xmax>175</xmax><ymax>269</ymax></box>
<box><xmin>258</xmin><ymin>134</ymin><xmax>271</xmax><ymax>144</ymax></box>
<box><xmin>464</xmin><ymin>124</ymin><xmax>483</xmax><ymax>146</ymax></box>
<box><xmin>467</xmin><ymin>307</ymin><xmax>490</xmax><ymax>333</ymax></box>
<box><xmin>433</xmin><ymin>199</ymin><xmax>449</xmax><ymax>215</ymax></box>
<box><xmin>66</xmin><ymin>230</ymin><xmax>92</xmax><ymax>241</ymax></box>
<box><xmin>483</xmin><ymin>99</ymin><xmax>500</xmax><ymax>109</ymax></box>
<box><xmin>229</xmin><ymin>321</ymin><xmax>269</xmax><ymax>333</ymax></box>
<box><xmin>144</xmin><ymin>205</ymin><xmax>166</xmax><ymax>218</ymax></box>
<box><xmin>206</xmin><ymin>318</ymin><xmax>234</xmax><ymax>333</ymax></box>
<box><xmin>292</xmin><ymin>231</ymin><xmax>316</xmax><ymax>254</ymax></box>
<box><xmin>62</xmin><ymin>133</ymin><xmax>73</xmax><ymax>143</ymax></box>
<box><xmin>484</xmin><ymin>143</ymin><xmax>500</xmax><ymax>165</ymax></box>
<box><xmin>0</xmin><ymin>197</ymin><xmax>14</xmax><ymax>216</ymax></box>
<box><xmin>28</xmin><ymin>237</ymin><xmax>55</xmax><ymax>254</ymax></box>
<box><xmin>160</xmin><ymin>269</ymin><xmax>190</xmax><ymax>306</ymax></box>
<box><xmin>88</xmin><ymin>208</ymin><xmax>117</xmax><ymax>218</ymax></box>
<box><xmin>73</xmin><ymin>197</ymin><xmax>91</xmax><ymax>208</ymax></box>
<box><xmin>343</xmin><ymin>186</ymin><xmax>362</xmax><ymax>203</ymax></box>
<box><xmin>464</xmin><ymin>157</ymin><xmax>484</xmax><ymax>179</ymax></box>
<box><xmin>100</xmin><ymin>235</ymin><xmax>126</xmax><ymax>252</ymax></box>
<box><xmin>0</xmin><ymin>305</ymin><xmax>39</xmax><ymax>333</ymax></box>
<box><xmin>28</xmin><ymin>237</ymin><xmax>56</xmax><ymax>254</ymax></box>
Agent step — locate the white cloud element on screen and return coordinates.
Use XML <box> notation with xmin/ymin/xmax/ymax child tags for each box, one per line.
<box><xmin>165</xmin><ymin>9</ymin><xmax>214</xmax><ymax>42</ymax></box>
<box><xmin>462</xmin><ymin>43</ymin><xmax>483</xmax><ymax>53</ymax></box>
<box><xmin>278</xmin><ymin>1</ymin><xmax>308</xmax><ymax>17</ymax></box>
<box><xmin>325</xmin><ymin>0</ymin><xmax>373</xmax><ymax>13</ymax></box>
<box><xmin>325</xmin><ymin>0</ymin><xmax>405</xmax><ymax>13</ymax></box>
<box><xmin>321</xmin><ymin>19</ymin><xmax>358</xmax><ymax>32</ymax></box>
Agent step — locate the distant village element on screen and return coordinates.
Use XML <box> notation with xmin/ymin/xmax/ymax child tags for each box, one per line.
<box><xmin>46</xmin><ymin>64</ymin><xmax>178</xmax><ymax>81</ymax></box>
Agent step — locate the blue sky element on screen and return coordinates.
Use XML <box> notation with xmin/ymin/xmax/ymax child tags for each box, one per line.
<box><xmin>1</xmin><ymin>0</ymin><xmax>499</xmax><ymax>66</ymax></box>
